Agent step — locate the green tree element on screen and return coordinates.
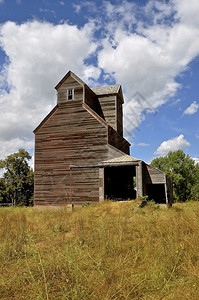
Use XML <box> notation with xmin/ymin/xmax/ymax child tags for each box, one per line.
<box><xmin>0</xmin><ymin>178</ymin><xmax>7</xmax><ymax>203</ymax></box>
<box><xmin>0</xmin><ymin>149</ymin><xmax>34</xmax><ymax>206</ymax></box>
<box><xmin>190</xmin><ymin>163</ymin><xmax>199</xmax><ymax>200</ymax></box>
<box><xmin>151</xmin><ymin>150</ymin><xmax>197</xmax><ymax>202</ymax></box>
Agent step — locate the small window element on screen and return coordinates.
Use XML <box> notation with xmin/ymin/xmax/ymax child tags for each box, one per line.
<box><xmin>67</xmin><ymin>89</ymin><xmax>74</xmax><ymax>100</ymax></box>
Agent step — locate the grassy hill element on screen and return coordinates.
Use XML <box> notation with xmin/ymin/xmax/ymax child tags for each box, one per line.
<box><xmin>0</xmin><ymin>200</ymin><xmax>199</xmax><ymax>299</ymax></box>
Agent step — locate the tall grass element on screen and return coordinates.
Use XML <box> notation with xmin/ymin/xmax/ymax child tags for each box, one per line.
<box><xmin>0</xmin><ymin>201</ymin><xmax>199</xmax><ymax>299</ymax></box>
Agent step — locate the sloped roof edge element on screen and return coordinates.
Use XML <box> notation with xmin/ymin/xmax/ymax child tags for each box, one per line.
<box><xmin>33</xmin><ymin>105</ymin><xmax>58</xmax><ymax>133</ymax></box>
<box><xmin>91</xmin><ymin>85</ymin><xmax>124</xmax><ymax>103</ymax></box>
<box><xmin>102</xmin><ymin>155</ymin><xmax>141</xmax><ymax>164</ymax></box>
<box><xmin>55</xmin><ymin>70</ymin><xmax>85</xmax><ymax>90</ymax></box>
<box><xmin>82</xmin><ymin>102</ymin><xmax>107</xmax><ymax>128</ymax></box>
<box><xmin>55</xmin><ymin>71</ymin><xmax>124</xmax><ymax>103</ymax></box>
<box><xmin>145</xmin><ymin>163</ymin><xmax>165</xmax><ymax>174</ymax></box>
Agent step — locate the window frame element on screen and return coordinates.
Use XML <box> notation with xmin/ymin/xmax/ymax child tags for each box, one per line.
<box><xmin>67</xmin><ymin>89</ymin><xmax>74</xmax><ymax>100</ymax></box>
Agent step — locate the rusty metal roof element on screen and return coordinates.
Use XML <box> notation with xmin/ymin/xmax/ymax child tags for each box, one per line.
<box><xmin>91</xmin><ymin>84</ymin><xmax>121</xmax><ymax>95</ymax></box>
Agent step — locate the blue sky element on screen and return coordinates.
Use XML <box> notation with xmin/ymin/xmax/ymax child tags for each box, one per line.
<box><xmin>0</xmin><ymin>0</ymin><xmax>199</xmax><ymax>167</ymax></box>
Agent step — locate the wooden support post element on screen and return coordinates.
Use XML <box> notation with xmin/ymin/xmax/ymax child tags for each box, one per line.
<box><xmin>136</xmin><ymin>161</ymin><xmax>143</xmax><ymax>197</ymax></box>
<box><xmin>70</xmin><ymin>168</ymin><xmax>72</xmax><ymax>204</ymax></box>
<box><xmin>99</xmin><ymin>167</ymin><xmax>104</xmax><ymax>202</ymax></box>
<box><xmin>164</xmin><ymin>174</ymin><xmax>169</xmax><ymax>205</ymax></box>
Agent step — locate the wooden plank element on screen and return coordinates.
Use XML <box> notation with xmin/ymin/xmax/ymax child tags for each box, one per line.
<box><xmin>143</xmin><ymin>164</ymin><xmax>165</xmax><ymax>184</ymax></box>
<box><xmin>98</xmin><ymin>95</ymin><xmax>117</xmax><ymax>130</ymax></box>
<box><xmin>108</xmin><ymin>126</ymin><xmax>130</xmax><ymax>154</ymax></box>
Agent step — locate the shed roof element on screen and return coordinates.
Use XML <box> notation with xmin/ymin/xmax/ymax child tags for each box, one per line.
<box><xmin>102</xmin><ymin>155</ymin><xmax>141</xmax><ymax>164</ymax></box>
<box><xmin>91</xmin><ymin>84</ymin><xmax>121</xmax><ymax>95</ymax></box>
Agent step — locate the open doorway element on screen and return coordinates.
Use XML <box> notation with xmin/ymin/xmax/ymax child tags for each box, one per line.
<box><xmin>104</xmin><ymin>166</ymin><xmax>136</xmax><ymax>200</ymax></box>
<box><xmin>146</xmin><ymin>184</ymin><xmax>166</xmax><ymax>203</ymax></box>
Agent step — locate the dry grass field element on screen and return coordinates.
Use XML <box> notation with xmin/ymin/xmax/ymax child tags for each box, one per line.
<box><xmin>0</xmin><ymin>200</ymin><xmax>199</xmax><ymax>299</ymax></box>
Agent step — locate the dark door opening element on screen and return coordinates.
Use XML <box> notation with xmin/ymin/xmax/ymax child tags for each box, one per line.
<box><xmin>104</xmin><ymin>166</ymin><xmax>136</xmax><ymax>200</ymax></box>
<box><xmin>146</xmin><ymin>184</ymin><xmax>166</xmax><ymax>204</ymax></box>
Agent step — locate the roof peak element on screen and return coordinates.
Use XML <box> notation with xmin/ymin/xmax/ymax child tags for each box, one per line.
<box><xmin>55</xmin><ymin>70</ymin><xmax>85</xmax><ymax>90</ymax></box>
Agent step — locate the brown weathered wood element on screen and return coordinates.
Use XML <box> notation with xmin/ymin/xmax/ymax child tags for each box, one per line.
<box><xmin>34</xmin><ymin>72</ymin><xmax>131</xmax><ymax>206</ymax></box>
<box><xmin>34</xmin><ymin>71</ymin><xmax>172</xmax><ymax>206</ymax></box>
<box><xmin>143</xmin><ymin>164</ymin><xmax>165</xmax><ymax>184</ymax></box>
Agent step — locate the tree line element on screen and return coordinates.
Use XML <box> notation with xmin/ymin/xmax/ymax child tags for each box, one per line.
<box><xmin>0</xmin><ymin>149</ymin><xmax>198</xmax><ymax>206</ymax></box>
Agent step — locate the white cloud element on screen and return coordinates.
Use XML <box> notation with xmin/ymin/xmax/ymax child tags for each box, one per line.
<box><xmin>183</xmin><ymin>101</ymin><xmax>199</xmax><ymax>115</ymax></box>
<box><xmin>82</xmin><ymin>65</ymin><xmax>101</xmax><ymax>86</ymax></box>
<box><xmin>73</xmin><ymin>3</ymin><xmax>81</xmax><ymax>13</ymax></box>
<box><xmin>137</xmin><ymin>143</ymin><xmax>150</xmax><ymax>147</ymax></box>
<box><xmin>0</xmin><ymin>20</ymin><xmax>99</xmax><ymax>159</ymax></box>
<box><xmin>0</xmin><ymin>0</ymin><xmax>4</xmax><ymax>3</ymax></box>
<box><xmin>73</xmin><ymin>2</ymin><xmax>97</xmax><ymax>14</ymax></box>
<box><xmin>169</xmin><ymin>98</ymin><xmax>181</xmax><ymax>106</ymax></box>
<box><xmin>97</xmin><ymin>0</ymin><xmax>199</xmax><ymax>138</ymax></box>
<box><xmin>173</xmin><ymin>0</ymin><xmax>199</xmax><ymax>27</ymax></box>
<box><xmin>154</xmin><ymin>134</ymin><xmax>190</xmax><ymax>155</ymax></box>
<box><xmin>0</xmin><ymin>138</ymin><xmax>34</xmax><ymax>159</ymax></box>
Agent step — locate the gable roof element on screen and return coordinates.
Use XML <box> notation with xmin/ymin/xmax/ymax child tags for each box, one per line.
<box><xmin>55</xmin><ymin>70</ymin><xmax>85</xmax><ymax>90</ymax></box>
<box><xmin>54</xmin><ymin>70</ymin><xmax>98</xmax><ymax>100</ymax></box>
<box><xmin>55</xmin><ymin>71</ymin><xmax>124</xmax><ymax>103</ymax></box>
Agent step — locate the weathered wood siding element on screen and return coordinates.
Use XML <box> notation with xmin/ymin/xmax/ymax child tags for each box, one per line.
<box><xmin>34</xmin><ymin>72</ymin><xmax>136</xmax><ymax>206</ymax></box>
<box><xmin>165</xmin><ymin>174</ymin><xmax>173</xmax><ymax>204</ymax></box>
<box><xmin>116</xmin><ymin>97</ymin><xmax>123</xmax><ymax>136</ymax></box>
<box><xmin>34</xmin><ymin>99</ymin><xmax>116</xmax><ymax>206</ymax></box>
<box><xmin>143</xmin><ymin>164</ymin><xmax>165</xmax><ymax>184</ymax></box>
<box><xmin>70</xmin><ymin>167</ymin><xmax>99</xmax><ymax>204</ymax></box>
<box><xmin>98</xmin><ymin>95</ymin><xmax>117</xmax><ymax>130</ymax></box>
<box><xmin>136</xmin><ymin>162</ymin><xmax>143</xmax><ymax>196</ymax></box>
<box><xmin>85</xmin><ymin>86</ymin><xmax>104</xmax><ymax>119</ymax></box>
<box><xmin>107</xmin><ymin>144</ymin><xmax>128</xmax><ymax>160</ymax></box>
<box><xmin>108</xmin><ymin>126</ymin><xmax>130</xmax><ymax>154</ymax></box>
<box><xmin>57</xmin><ymin>76</ymin><xmax>83</xmax><ymax>104</ymax></box>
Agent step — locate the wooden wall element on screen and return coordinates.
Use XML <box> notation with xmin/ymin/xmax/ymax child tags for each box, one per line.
<box><xmin>97</xmin><ymin>94</ymin><xmax>124</xmax><ymax>137</ymax></box>
<box><xmin>34</xmin><ymin>73</ymin><xmax>133</xmax><ymax>206</ymax></box>
<box><xmin>98</xmin><ymin>95</ymin><xmax>117</xmax><ymax>130</ymax></box>
<box><xmin>107</xmin><ymin>144</ymin><xmax>128</xmax><ymax>160</ymax></box>
<box><xmin>34</xmin><ymin>98</ymin><xmax>112</xmax><ymax>206</ymax></box>
<box><xmin>70</xmin><ymin>167</ymin><xmax>100</xmax><ymax>205</ymax></box>
<box><xmin>142</xmin><ymin>164</ymin><xmax>173</xmax><ymax>204</ymax></box>
<box><xmin>143</xmin><ymin>164</ymin><xmax>165</xmax><ymax>184</ymax></box>
<box><xmin>85</xmin><ymin>86</ymin><xmax>104</xmax><ymax>119</ymax></box>
<box><xmin>57</xmin><ymin>76</ymin><xmax>83</xmax><ymax>104</ymax></box>
<box><xmin>34</xmin><ymin>93</ymin><xmax>130</xmax><ymax>206</ymax></box>
<box><xmin>108</xmin><ymin>126</ymin><xmax>130</xmax><ymax>154</ymax></box>
<box><xmin>116</xmin><ymin>97</ymin><xmax>123</xmax><ymax>136</ymax></box>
